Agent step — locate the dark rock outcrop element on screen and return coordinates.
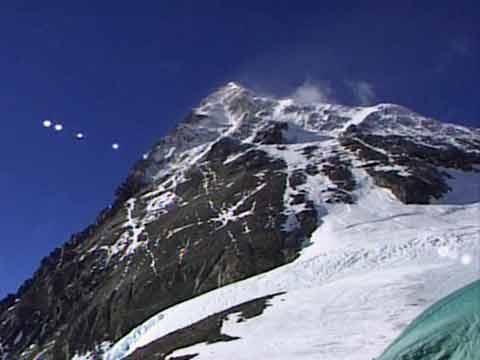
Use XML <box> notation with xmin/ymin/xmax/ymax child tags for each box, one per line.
<box><xmin>125</xmin><ymin>293</ymin><xmax>284</xmax><ymax>360</ymax></box>
<box><xmin>341</xmin><ymin>125</ymin><xmax>480</xmax><ymax>204</ymax></box>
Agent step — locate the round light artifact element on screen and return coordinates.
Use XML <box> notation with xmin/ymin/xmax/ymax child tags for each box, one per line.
<box><xmin>112</xmin><ymin>143</ymin><xmax>120</xmax><ymax>150</ymax></box>
<box><xmin>461</xmin><ymin>254</ymin><xmax>472</xmax><ymax>265</ymax></box>
<box><xmin>43</xmin><ymin>120</ymin><xmax>52</xmax><ymax>128</ymax></box>
<box><xmin>75</xmin><ymin>132</ymin><xmax>85</xmax><ymax>140</ymax></box>
<box><xmin>437</xmin><ymin>246</ymin><xmax>449</xmax><ymax>258</ymax></box>
<box><xmin>142</xmin><ymin>153</ymin><xmax>148</xmax><ymax>160</ymax></box>
<box><xmin>54</xmin><ymin>123</ymin><xmax>63</xmax><ymax>131</ymax></box>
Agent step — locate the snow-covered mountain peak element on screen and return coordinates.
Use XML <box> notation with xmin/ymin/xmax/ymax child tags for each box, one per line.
<box><xmin>139</xmin><ymin>82</ymin><xmax>479</xmax><ymax>188</ymax></box>
<box><xmin>224</xmin><ymin>81</ymin><xmax>245</xmax><ymax>91</ymax></box>
<box><xmin>196</xmin><ymin>81</ymin><xmax>254</xmax><ymax>113</ymax></box>
<box><xmin>1</xmin><ymin>81</ymin><xmax>479</xmax><ymax>360</ymax></box>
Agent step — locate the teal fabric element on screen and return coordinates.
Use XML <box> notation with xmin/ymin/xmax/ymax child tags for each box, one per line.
<box><xmin>378</xmin><ymin>279</ymin><xmax>480</xmax><ymax>360</ymax></box>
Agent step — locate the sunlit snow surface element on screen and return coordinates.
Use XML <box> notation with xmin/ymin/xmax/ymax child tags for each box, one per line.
<box><xmin>95</xmin><ymin>171</ymin><xmax>480</xmax><ymax>360</ymax></box>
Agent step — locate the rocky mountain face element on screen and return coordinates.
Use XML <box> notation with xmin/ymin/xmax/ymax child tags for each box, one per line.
<box><xmin>0</xmin><ymin>83</ymin><xmax>479</xmax><ymax>360</ymax></box>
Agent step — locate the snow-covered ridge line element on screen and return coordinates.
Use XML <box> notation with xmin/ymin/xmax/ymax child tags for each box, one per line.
<box><xmin>142</xmin><ymin>82</ymin><xmax>479</xmax><ymax>184</ymax></box>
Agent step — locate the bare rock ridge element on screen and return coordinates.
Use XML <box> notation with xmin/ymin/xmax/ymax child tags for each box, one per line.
<box><xmin>0</xmin><ymin>82</ymin><xmax>479</xmax><ymax>359</ymax></box>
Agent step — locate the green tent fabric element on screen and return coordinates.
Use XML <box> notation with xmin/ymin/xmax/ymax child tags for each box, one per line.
<box><xmin>378</xmin><ymin>279</ymin><xmax>480</xmax><ymax>360</ymax></box>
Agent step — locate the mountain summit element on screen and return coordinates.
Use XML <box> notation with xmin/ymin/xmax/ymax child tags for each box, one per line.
<box><xmin>1</xmin><ymin>83</ymin><xmax>479</xmax><ymax>360</ymax></box>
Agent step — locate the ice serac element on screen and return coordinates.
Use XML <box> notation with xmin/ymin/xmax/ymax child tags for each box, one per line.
<box><xmin>0</xmin><ymin>82</ymin><xmax>479</xmax><ymax>360</ymax></box>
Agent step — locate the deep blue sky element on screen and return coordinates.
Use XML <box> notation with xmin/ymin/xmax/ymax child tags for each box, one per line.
<box><xmin>0</xmin><ymin>1</ymin><xmax>479</xmax><ymax>297</ymax></box>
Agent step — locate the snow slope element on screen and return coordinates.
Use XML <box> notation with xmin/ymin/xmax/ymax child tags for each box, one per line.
<box><xmin>99</xmin><ymin>167</ymin><xmax>480</xmax><ymax>360</ymax></box>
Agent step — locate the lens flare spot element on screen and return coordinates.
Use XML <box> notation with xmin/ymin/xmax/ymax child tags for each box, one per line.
<box><xmin>438</xmin><ymin>246</ymin><xmax>449</xmax><ymax>258</ymax></box>
<box><xmin>461</xmin><ymin>254</ymin><xmax>472</xmax><ymax>265</ymax></box>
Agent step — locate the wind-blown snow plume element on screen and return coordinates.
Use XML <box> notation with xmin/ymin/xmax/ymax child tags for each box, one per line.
<box><xmin>348</xmin><ymin>80</ymin><xmax>376</xmax><ymax>105</ymax></box>
<box><xmin>291</xmin><ymin>80</ymin><xmax>335</xmax><ymax>104</ymax></box>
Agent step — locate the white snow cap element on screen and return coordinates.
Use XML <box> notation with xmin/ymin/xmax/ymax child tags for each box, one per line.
<box><xmin>226</xmin><ymin>81</ymin><xmax>241</xmax><ymax>89</ymax></box>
